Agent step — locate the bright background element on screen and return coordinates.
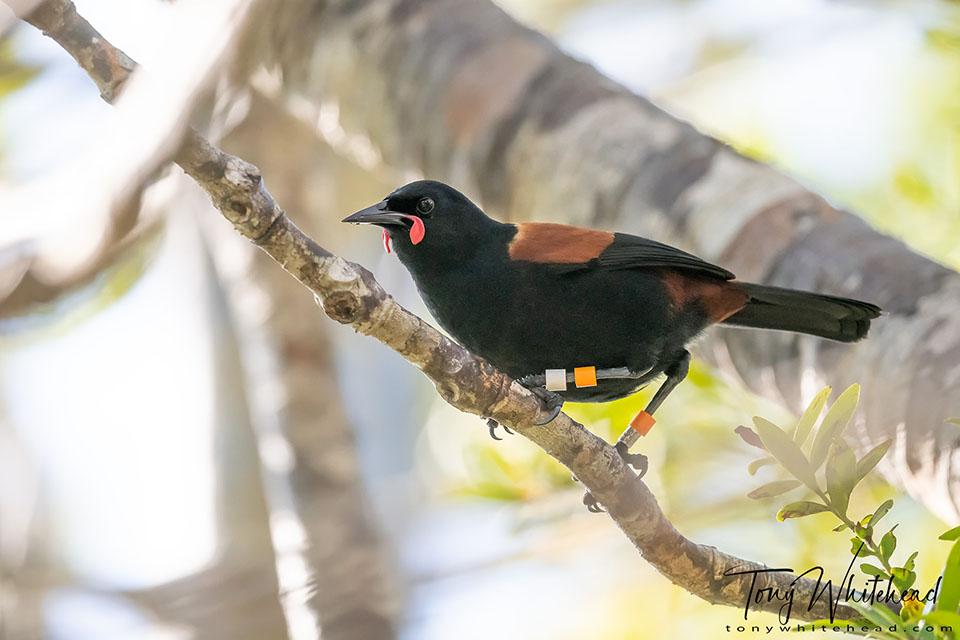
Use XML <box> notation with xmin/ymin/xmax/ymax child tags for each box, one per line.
<box><xmin>1</xmin><ymin>0</ymin><xmax>958</xmax><ymax>638</ymax></box>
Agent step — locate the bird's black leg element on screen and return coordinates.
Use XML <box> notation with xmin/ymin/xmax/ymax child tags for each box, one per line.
<box><xmin>516</xmin><ymin>374</ymin><xmax>565</xmax><ymax>425</ymax></box>
<box><xmin>582</xmin><ymin>351</ymin><xmax>691</xmax><ymax>512</ymax></box>
<box><xmin>616</xmin><ymin>350</ymin><xmax>690</xmax><ymax>473</ymax></box>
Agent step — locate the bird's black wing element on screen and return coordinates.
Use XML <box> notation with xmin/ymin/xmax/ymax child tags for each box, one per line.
<box><xmin>556</xmin><ymin>233</ymin><xmax>735</xmax><ymax>280</ymax></box>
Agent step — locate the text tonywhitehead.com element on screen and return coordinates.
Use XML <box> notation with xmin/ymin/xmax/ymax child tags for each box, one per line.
<box><xmin>724</xmin><ymin>624</ymin><xmax>953</xmax><ymax>635</ymax></box>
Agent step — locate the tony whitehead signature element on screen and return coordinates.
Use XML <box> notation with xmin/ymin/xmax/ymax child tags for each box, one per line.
<box><xmin>723</xmin><ymin>543</ymin><xmax>941</xmax><ymax>624</ymax></box>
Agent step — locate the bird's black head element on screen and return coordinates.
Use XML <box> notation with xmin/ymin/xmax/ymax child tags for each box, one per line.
<box><xmin>342</xmin><ymin>180</ymin><xmax>503</xmax><ymax>269</ymax></box>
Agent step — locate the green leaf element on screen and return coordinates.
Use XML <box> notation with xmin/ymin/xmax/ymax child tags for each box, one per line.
<box><xmin>936</xmin><ymin>538</ymin><xmax>960</xmax><ymax>612</ymax></box>
<box><xmin>852</xmin><ymin>601</ymin><xmax>906</xmax><ymax>630</ymax></box>
<box><xmin>855</xmin><ymin>521</ymin><xmax>874</xmax><ymax>540</ymax></box>
<box><xmin>855</xmin><ymin>440</ymin><xmax>892</xmax><ymax>483</ymax></box>
<box><xmin>860</xmin><ymin>563</ymin><xmax>888</xmax><ymax>578</ymax></box>
<box><xmin>904</xmin><ymin>552</ymin><xmax>919</xmax><ymax>573</ymax></box>
<box><xmin>891</xmin><ymin>567</ymin><xmax>916</xmax><ymax>592</ymax></box>
<box><xmin>748</xmin><ymin>479</ymin><xmax>802</xmax><ymax>499</ymax></box>
<box><xmin>821</xmin><ymin>616</ymin><xmax>871</xmax><ymax>629</ymax></box>
<box><xmin>869</xmin><ymin>500</ymin><xmax>894</xmax><ymax>529</ymax></box>
<box><xmin>825</xmin><ymin>441</ymin><xmax>858</xmax><ymax>517</ymax></box>
<box><xmin>794</xmin><ymin>386</ymin><xmax>832</xmax><ymax>447</ymax></box>
<box><xmin>777</xmin><ymin>501</ymin><xmax>830</xmax><ymax>521</ymax></box>
<box><xmin>810</xmin><ymin>384</ymin><xmax>860</xmax><ymax>470</ymax></box>
<box><xmin>880</xmin><ymin>528</ymin><xmax>898</xmax><ymax>562</ymax></box>
<box><xmin>748</xmin><ymin>456</ymin><xmax>775</xmax><ymax>476</ymax></box>
<box><xmin>921</xmin><ymin>611</ymin><xmax>960</xmax><ymax>636</ymax></box>
<box><xmin>946</xmin><ymin>418</ymin><xmax>960</xmax><ymax>427</ymax></box>
<box><xmin>0</xmin><ymin>42</ymin><xmax>40</xmax><ymax>101</ymax></box>
<box><xmin>940</xmin><ymin>526</ymin><xmax>960</xmax><ymax>541</ymax></box>
<box><xmin>903</xmin><ymin>595</ymin><xmax>927</xmax><ymax>626</ymax></box>
<box><xmin>752</xmin><ymin>416</ymin><xmax>818</xmax><ymax>490</ymax></box>
<box><xmin>833</xmin><ymin>522</ymin><xmax>848</xmax><ymax>532</ymax></box>
<box><xmin>916</xmin><ymin>620</ymin><xmax>938</xmax><ymax>640</ymax></box>
<box><xmin>852</xmin><ymin>538</ymin><xmax>876</xmax><ymax>558</ymax></box>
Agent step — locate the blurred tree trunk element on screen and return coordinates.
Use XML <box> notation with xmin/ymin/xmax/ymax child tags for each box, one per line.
<box><xmin>254</xmin><ymin>0</ymin><xmax>960</xmax><ymax>523</ymax></box>
<box><xmin>3</xmin><ymin>2</ymin><xmax>400</xmax><ymax>636</ymax></box>
<box><xmin>203</xmin><ymin>93</ymin><xmax>399</xmax><ymax>640</ymax></box>
<box><xmin>0</xmin><ymin>212</ymin><xmax>291</xmax><ymax>640</ymax></box>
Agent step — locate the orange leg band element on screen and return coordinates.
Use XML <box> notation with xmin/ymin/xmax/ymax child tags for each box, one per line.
<box><xmin>630</xmin><ymin>410</ymin><xmax>656</xmax><ymax>436</ymax></box>
<box><xmin>574</xmin><ymin>366</ymin><xmax>597</xmax><ymax>388</ymax></box>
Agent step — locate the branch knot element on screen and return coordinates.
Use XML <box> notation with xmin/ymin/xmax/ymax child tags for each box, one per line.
<box><xmin>224</xmin><ymin>157</ymin><xmax>262</xmax><ymax>189</ymax></box>
<box><xmin>321</xmin><ymin>291</ymin><xmax>360</xmax><ymax>324</ymax></box>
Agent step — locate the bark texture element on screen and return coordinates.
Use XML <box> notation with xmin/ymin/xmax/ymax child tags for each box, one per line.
<box><xmin>261</xmin><ymin>0</ymin><xmax>960</xmax><ymax>523</ymax></box>
<box><xmin>18</xmin><ymin>1</ymin><xmax>869</xmax><ymax>621</ymax></box>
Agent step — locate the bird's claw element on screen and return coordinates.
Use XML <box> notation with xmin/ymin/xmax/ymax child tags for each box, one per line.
<box><xmin>583</xmin><ymin>490</ymin><xmax>604</xmax><ymax>513</ymax></box>
<box><xmin>581</xmin><ymin>444</ymin><xmax>648</xmax><ymax>513</ymax></box>
<box><xmin>516</xmin><ymin>380</ymin><xmax>564</xmax><ymax>425</ymax></box>
<box><xmin>534</xmin><ymin>400</ymin><xmax>563</xmax><ymax>425</ymax></box>
<box><xmin>615</xmin><ymin>441</ymin><xmax>648</xmax><ymax>478</ymax></box>
<box><xmin>486</xmin><ymin>418</ymin><xmax>513</xmax><ymax>440</ymax></box>
<box><xmin>517</xmin><ymin>373</ymin><xmax>546</xmax><ymax>388</ymax></box>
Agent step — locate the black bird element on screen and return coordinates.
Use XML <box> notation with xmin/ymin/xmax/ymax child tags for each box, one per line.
<box><xmin>344</xmin><ymin>181</ymin><xmax>880</xmax><ymax>507</ymax></box>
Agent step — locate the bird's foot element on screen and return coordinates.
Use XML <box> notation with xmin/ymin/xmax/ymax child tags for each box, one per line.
<box><xmin>583</xmin><ymin>490</ymin><xmax>604</xmax><ymax>513</ymax></box>
<box><xmin>517</xmin><ymin>373</ymin><xmax>546</xmax><ymax>388</ymax></box>
<box><xmin>528</xmin><ymin>386</ymin><xmax>564</xmax><ymax>425</ymax></box>
<box><xmin>615</xmin><ymin>441</ymin><xmax>648</xmax><ymax>478</ymax></box>
<box><xmin>516</xmin><ymin>375</ymin><xmax>564</xmax><ymax>425</ymax></box>
<box><xmin>581</xmin><ymin>444</ymin><xmax>648</xmax><ymax>514</ymax></box>
<box><xmin>486</xmin><ymin>418</ymin><xmax>513</xmax><ymax>441</ymax></box>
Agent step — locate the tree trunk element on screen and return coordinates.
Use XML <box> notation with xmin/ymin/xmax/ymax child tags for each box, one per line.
<box><xmin>260</xmin><ymin>0</ymin><xmax>960</xmax><ymax>523</ymax></box>
<box><xmin>9</xmin><ymin>2</ymin><xmax>400</xmax><ymax>636</ymax></box>
<box><xmin>203</xmin><ymin>93</ymin><xmax>399</xmax><ymax>640</ymax></box>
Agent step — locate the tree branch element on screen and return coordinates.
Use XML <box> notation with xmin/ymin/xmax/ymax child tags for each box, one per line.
<box><xmin>0</xmin><ymin>0</ymin><xmax>260</xmax><ymax>317</ymax></box>
<box><xmin>14</xmin><ymin>0</ymin><xmax>864</xmax><ymax>623</ymax></box>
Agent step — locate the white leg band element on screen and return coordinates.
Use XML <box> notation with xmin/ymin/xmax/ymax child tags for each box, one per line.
<box><xmin>544</xmin><ymin>369</ymin><xmax>568</xmax><ymax>391</ymax></box>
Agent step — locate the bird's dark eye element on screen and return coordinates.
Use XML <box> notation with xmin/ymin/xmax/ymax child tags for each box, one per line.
<box><xmin>416</xmin><ymin>197</ymin><xmax>435</xmax><ymax>215</ymax></box>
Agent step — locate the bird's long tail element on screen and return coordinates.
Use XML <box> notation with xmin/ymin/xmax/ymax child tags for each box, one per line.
<box><xmin>722</xmin><ymin>282</ymin><xmax>881</xmax><ymax>342</ymax></box>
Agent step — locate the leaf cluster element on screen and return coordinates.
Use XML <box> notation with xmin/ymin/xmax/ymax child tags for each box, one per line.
<box><xmin>738</xmin><ymin>385</ymin><xmax>946</xmax><ymax>638</ymax></box>
<box><xmin>740</xmin><ymin>390</ymin><xmax>960</xmax><ymax>639</ymax></box>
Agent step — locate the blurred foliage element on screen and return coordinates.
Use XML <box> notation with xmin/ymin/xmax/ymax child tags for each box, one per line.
<box><xmin>0</xmin><ymin>228</ymin><xmax>161</xmax><ymax>344</ymax></box>
<box><xmin>728</xmin><ymin>29</ymin><xmax>960</xmax><ymax>271</ymax></box>
<box><xmin>0</xmin><ymin>29</ymin><xmax>160</xmax><ymax>338</ymax></box>
<box><xmin>0</xmin><ymin>36</ymin><xmax>38</xmax><ymax>100</ymax></box>
<box><xmin>0</xmin><ymin>33</ymin><xmax>40</xmax><ymax>170</ymax></box>
<box><xmin>505</xmin><ymin>0</ymin><xmax>960</xmax><ymax>270</ymax></box>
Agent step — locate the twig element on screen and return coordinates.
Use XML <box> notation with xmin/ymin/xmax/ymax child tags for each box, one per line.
<box><xmin>15</xmin><ymin>0</ymin><xmax>859</xmax><ymax>622</ymax></box>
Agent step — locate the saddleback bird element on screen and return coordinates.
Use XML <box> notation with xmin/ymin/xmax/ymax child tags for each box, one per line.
<box><xmin>344</xmin><ymin>181</ymin><xmax>881</xmax><ymax>510</ymax></box>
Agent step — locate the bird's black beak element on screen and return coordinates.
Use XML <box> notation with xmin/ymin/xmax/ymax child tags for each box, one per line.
<box><xmin>342</xmin><ymin>201</ymin><xmax>408</xmax><ymax>227</ymax></box>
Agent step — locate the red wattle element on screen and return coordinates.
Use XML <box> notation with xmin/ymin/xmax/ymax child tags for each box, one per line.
<box><xmin>406</xmin><ymin>216</ymin><xmax>425</xmax><ymax>245</ymax></box>
<box><xmin>382</xmin><ymin>228</ymin><xmax>391</xmax><ymax>254</ymax></box>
